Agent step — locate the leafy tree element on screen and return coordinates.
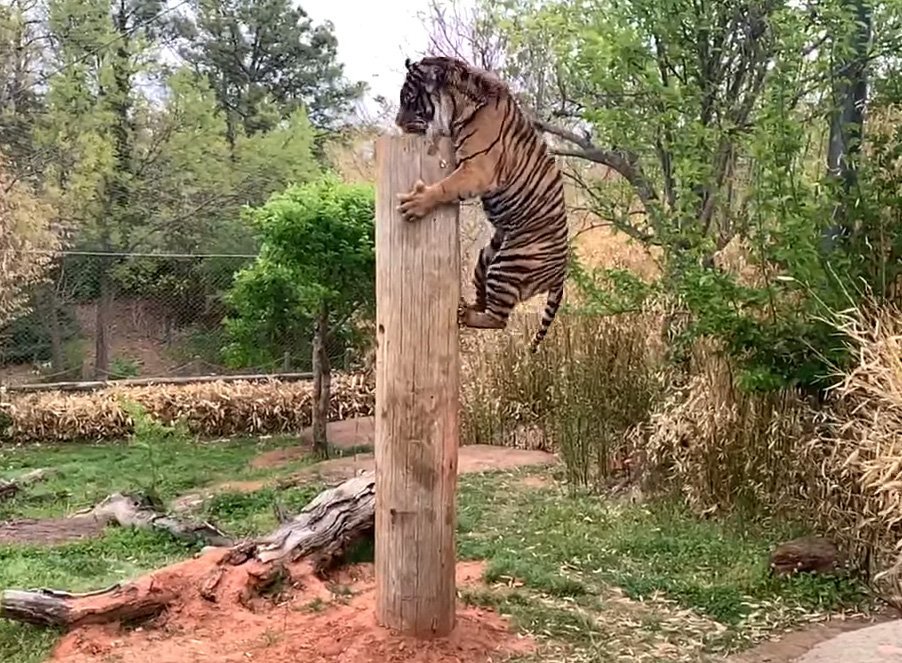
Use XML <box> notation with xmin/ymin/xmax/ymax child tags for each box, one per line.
<box><xmin>477</xmin><ymin>0</ymin><xmax>902</xmax><ymax>391</ymax></box>
<box><xmin>32</xmin><ymin>0</ymin><xmax>323</xmax><ymax>378</ymax></box>
<box><xmin>223</xmin><ymin>176</ymin><xmax>375</xmax><ymax>454</ymax></box>
<box><xmin>0</xmin><ymin>0</ymin><xmax>46</xmax><ymax>175</ymax></box>
<box><xmin>0</xmin><ymin>152</ymin><xmax>60</xmax><ymax>329</ymax></box>
<box><xmin>35</xmin><ymin>0</ymin><xmax>164</xmax><ymax>377</ymax></box>
<box><xmin>174</xmin><ymin>0</ymin><xmax>365</xmax><ymax>147</ymax></box>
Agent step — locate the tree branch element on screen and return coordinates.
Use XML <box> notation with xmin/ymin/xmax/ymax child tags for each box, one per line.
<box><xmin>535</xmin><ymin>118</ymin><xmax>661</xmax><ymax>213</ymax></box>
<box><xmin>564</xmin><ymin>168</ymin><xmax>658</xmax><ymax>245</ymax></box>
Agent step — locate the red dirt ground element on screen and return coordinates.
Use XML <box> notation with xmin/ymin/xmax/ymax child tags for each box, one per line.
<box><xmin>49</xmin><ymin>552</ymin><xmax>534</xmax><ymax>663</ymax></box>
<box><xmin>252</xmin><ymin>417</ymin><xmax>377</xmax><ymax>469</ymax></box>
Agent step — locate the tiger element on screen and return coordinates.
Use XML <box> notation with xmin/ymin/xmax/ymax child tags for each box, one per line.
<box><xmin>394</xmin><ymin>55</ymin><xmax>569</xmax><ymax>353</ymax></box>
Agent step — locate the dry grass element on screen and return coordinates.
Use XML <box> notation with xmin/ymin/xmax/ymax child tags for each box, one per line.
<box><xmin>643</xmin><ymin>340</ymin><xmax>817</xmax><ymax>515</ymax></box>
<box><xmin>460</xmin><ymin>309</ymin><xmax>663</xmax><ymax>490</ymax></box>
<box><xmin>639</xmin><ymin>302</ymin><xmax>902</xmax><ymax>606</ymax></box>
<box><xmin>809</xmin><ymin>304</ymin><xmax>902</xmax><ymax>599</ymax></box>
<box><xmin>0</xmin><ymin>373</ymin><xmax>375</xmax><ymax>444</ymax></box>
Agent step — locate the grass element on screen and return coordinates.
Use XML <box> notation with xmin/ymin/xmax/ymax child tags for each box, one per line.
<box><xmin>0</xmin><ymin>433</ymin><xmax>318</xmax><ymax>520</ymax></box>
<box><xmin>456</xmin><ymin>469</ymin><xmax>871</xmax><ymax>660</ymax></box>
<box><xmin>201</xmin><ymin>484</ymin><xmax>326</xmax><ymax>535</ymax></box>
<box><xmin>0</xmin><ymin>434</ymin><xmax>873</xmax><ymax>663</ymax></box>
<box><xmin>0</xmin><ymin>528</ymin><xmax>201</xmax><ymax>663</ymax></box>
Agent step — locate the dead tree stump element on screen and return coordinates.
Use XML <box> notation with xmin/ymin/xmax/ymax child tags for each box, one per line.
<box><xmin>770</xmin><ymin>536</ymin><xmax>840</xmax><ymax>576</ymax></box>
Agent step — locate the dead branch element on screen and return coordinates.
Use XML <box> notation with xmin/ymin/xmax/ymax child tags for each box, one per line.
<box><xmin>88</xmin><ymin>492</ymin><xmax>234</xmax><ymax>548</ymax></box>
<box><xmin>534</xmin><ymin>118</ymin><xmax>662</xmax><ymax>218</ymax></box>
<box><xmin>241</xmin><ymin>471</ymin><xmax>375</xmax><ymax>566</ymax></box>
<box><xmin>1</xmin><ymin>582</ymin><xmax>176</xmax><ymax>627</ymax></box>
<box><xmin>0</xmin><ymin>468</ymin><xmax>53</xmax><ymax>501</ymax></box>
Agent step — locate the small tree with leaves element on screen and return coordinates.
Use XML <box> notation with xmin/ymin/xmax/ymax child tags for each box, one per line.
<box><xmin>224</xmin><ymin>176</ymin><xmax>375</xmax><ymax>455</ymax></box>
<box><xmin>0</xmin><ymin>153</ymin><xmax>60</xmax><ymax>329</ymax></box>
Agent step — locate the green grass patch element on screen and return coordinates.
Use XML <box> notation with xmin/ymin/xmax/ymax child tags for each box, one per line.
<box><xmin>456</xmin><ymin>469</ymin><xmax>870</xmax><ymax>654</ymax></box>
<box><xmin>0</xmin><ymin>433</ymin><xmax>316</xmax><ymax>521</ymax></box>
<box><xmin>202</xmin><ymin>483</ymin><xmax>327</xmax><ymax>536</ymax></box>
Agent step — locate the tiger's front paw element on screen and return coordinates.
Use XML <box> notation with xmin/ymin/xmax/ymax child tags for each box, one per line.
<box><xmin>397</xmin><ymin>179</ymin><xmax>435</xmax><ymax>221</ymax></box>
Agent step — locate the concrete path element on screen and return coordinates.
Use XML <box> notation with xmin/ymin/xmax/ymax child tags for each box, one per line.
<box><xmin>794</xmin><ymin>619</ymin><xmax>902</xmax><ymax>663</ymax></box>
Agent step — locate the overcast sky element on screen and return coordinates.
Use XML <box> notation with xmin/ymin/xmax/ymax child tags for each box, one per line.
<box><xmin>300</xmin><ymin>0</ymin><xmax>433</xmax><ymax>117</ymax></box>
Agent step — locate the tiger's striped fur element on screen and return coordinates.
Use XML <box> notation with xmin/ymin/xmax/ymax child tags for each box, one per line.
<box><xmin>394</xmin><ymin>56</ymin><xmax>569</xmax><ymax>353</ymax></box>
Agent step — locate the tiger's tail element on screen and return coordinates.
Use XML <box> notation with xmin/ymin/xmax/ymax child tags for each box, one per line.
<box><xmin>529</xmin><ymin>282</ymin><xmax>565</xmax><ymax>353</ymax></box>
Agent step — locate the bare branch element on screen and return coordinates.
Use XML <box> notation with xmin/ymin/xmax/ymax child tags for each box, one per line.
<box><xmin>564</xmin><ymin>167</ymin><xmax>658</xmax><ymax>245</ymax></box>
<box><xmin>535</xmin><ymin>118</ymin><xmax>661</xmax><ymax>216</ymax></box>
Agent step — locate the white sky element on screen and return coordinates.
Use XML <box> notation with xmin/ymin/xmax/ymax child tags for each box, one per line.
<box><xmin>300</xmin><ymin>0</ymin><xmax>432</xmax><ymax>118</ymax></box>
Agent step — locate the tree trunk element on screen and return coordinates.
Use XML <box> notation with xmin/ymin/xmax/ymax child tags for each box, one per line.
<box><xmin>47</xmin><ymin>283</ymin><xmax>64</xmax><ymax>374</ymax></box>
<box><xmin>93</xmin><ymin>266</ymin><xmax>113</xmax><ymax>380</ymax></box>
<box><xmin>311</xmin><ymin>308</ymin><xmax>331</xmax><ymax>457</ymax></box>
<box><xmin>92</xmin><ymin>1</ymin><xmax>133</xmax><ymax>381</ymax></box>
<box><xmin>823</xmin><ymin>0</ymin><xmax>871</xmax><ymax>249</ymax></box>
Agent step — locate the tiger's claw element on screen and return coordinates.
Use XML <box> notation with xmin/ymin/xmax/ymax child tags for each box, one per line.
<box><xmin>396</xmin><ymin>179</ymin><xmax>434</xmax><ymax>221</ymax></box>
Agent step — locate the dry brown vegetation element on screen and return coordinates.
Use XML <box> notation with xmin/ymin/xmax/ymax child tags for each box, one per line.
<box><xmin>0</xmin><ymin>373</ymin><xmax>374</xmax><ymax>443</ymax></box>
<box><xmin>463</xmin><ymin>301</ymin><xmax>902</xmax><ymax>605</ymax></box>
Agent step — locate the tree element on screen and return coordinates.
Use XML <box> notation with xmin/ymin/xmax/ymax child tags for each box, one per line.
<box><xmin>36</xmin><ymin>0</ymin><xmax>165</xmax><ymax>378</ymax></box>
<box><xmin>0</xmin><ymin>0</ymin><xmax>46</xmax><ymax>176</ymax></box>
<box><xmin>34</xmin><ymin>0</ymin><xmax>323</xmax><ymax>378</ymax></box>
<box><xmin>823</xmin><ymin>0</ymin><xmax>872</xmax><ymax>246</ymax></box>
<box><xmin>467</xmin><ymin>0</ymin><xmax>902</xmax><ymax>390</ymax></box>
<box><xmin>417</xmin><ymin>0</ymin><xmax>565</xmax><ymax>117</ymax></box>
<box><xmin>420</xmin><ymin>0</ymin><xmax>508</xmax><ymax>72</ymax></box>
<box><xmin>0</xmin><ymin>152</ymin><xmax>60</xmax><ymax>329</ymax></box>
<box><xmin>223</xmin><ymin>176</ymin><xmax>375</xmax><ymax>455</ymax></box>
<box><xmin>174</xmin><ymin>0</ymin><xmax>365</xmax><ymax>148</ymax></box>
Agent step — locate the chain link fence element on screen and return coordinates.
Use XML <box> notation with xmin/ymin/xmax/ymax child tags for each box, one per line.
<box><xmin>0</xmin><ymin>250</ymin><xmax>365</xmax><ymax>389</ymax></box>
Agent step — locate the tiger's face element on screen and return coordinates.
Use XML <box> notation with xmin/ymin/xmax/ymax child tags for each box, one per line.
<box><xmin>395</xmin><ymin>58</ymin><xmax>442</xmax><ymax>135</ymax></box>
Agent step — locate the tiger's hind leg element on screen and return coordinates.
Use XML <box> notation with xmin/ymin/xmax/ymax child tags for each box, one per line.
<box><xmin>471</xmin><ymin>228</ymin><xmax>505</xmax><ymax>312</ymax></box>
<box><xmin>458</xmin><ymin>302</ymin><xmax>508</xmax><ymax>329</ymax></box>
<box><xmin>459</xmin><ymin>245</ymin><xmax>520</xmax><ymax>330</ymax></box>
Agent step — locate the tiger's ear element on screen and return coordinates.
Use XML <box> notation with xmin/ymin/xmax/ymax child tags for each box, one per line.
<box><xmin>418</xmin><ymin>62</ymin><xmax>447</xmax><ymax>91</ymax></box>
<box><xmin>404</xmin><ymin>57</ymin><xmax>413</xmax><ymax>70</ymax></box>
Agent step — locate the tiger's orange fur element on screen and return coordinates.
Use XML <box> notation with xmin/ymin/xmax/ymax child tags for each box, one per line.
<box><xmin>395</xmin><ymin>56</ymin><xmax>569</xmax><ymax>352</ymax></box>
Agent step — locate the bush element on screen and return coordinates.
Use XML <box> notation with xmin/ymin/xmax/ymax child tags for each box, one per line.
<box><xmin>639</xmin><ymin>302</ymin><xmax>902</xmax><ymax>602</ymax></box>
<box><xmin>461</xmin><ymin>309</ymin><xmax>661</xmax><ymax>490</ymax></box>
<box><xmin>814</xmin><ymin>304</ymin><xmax>902</xmax><ymax>596</ymax></box>
<box><xmin>0</xmin><ymin>300</ymin><xmax>80</xmax><ymax>366</ymax></box>
<box><xmin>643</xmin><ymin>340</ymin><xmax>817</xmax><ymax>513</ymax></box>
<box><xmin>222</xmin><ymin>176</ymin><xmax>375</xmax><ymax>371</ymax></box>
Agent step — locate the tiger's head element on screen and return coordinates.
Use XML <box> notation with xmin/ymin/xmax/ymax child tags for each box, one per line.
<box><xmin>395</xmin><ymin>57</ymin><xmax>457</xmax><ymax>135</ymax></box>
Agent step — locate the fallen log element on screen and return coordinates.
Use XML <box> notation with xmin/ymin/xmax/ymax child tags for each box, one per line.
<box><xmin>87</xmin><ymin>492</ymin><xmax>234</xmax><ymax>548</ymax></box>
<box><xmin>0</xmin><ymin>471</ymin><xmax>377</xmax><ymax>627</ymax></box>
<box><xmin>1</xmin><ymin>583</ymin><xmax>174</xmax><ymax>627</ymax></box>
<box><xmin>0</xmin><ymin>468</ymin><xmax>54</xmax><ymax>502</ymax></box>
<box><xmin>251</xmin><ymin>470</ymin><xmax>375</xmax><ymax>566</ymax></box>
<box><xmin>5</xmin><ymin>371</ymin><xmax>315</xmax><ymax>393</ymax></box>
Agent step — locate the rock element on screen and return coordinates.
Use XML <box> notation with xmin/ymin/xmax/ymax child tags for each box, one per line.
<box><xmin>769</xmin><ymin>536</ymin><xmax>840</xmax><ymax>576</ymax></box>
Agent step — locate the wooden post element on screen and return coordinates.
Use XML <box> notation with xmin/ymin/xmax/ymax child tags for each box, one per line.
<box><xmin>374</xmin><ymin>135</ymin><xmax>460</xmax><ymax>637</ymax></box>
